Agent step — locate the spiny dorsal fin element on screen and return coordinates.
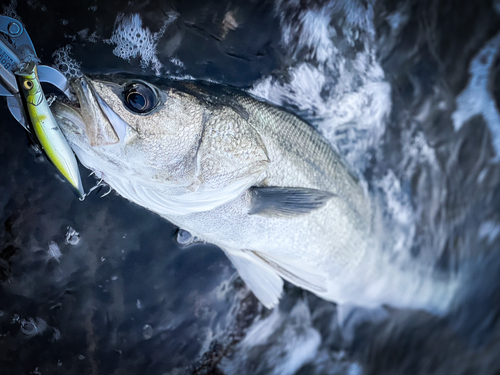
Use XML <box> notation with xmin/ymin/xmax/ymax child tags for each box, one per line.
<box><xmin>248</xmin><ymin>186</ymin><xmax>334</xmax><ymax>217</ymax></box>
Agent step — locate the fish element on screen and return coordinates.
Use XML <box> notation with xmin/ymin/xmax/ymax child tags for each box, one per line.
<box><xmin>15</xmin><ymin>62</ymin><xmax>84</xmax><ymax>197</ymax></box>
<box><xmin>51</xmin><ymin>75</ymin><xmax>458</xmax><ymax>312</ymax></box>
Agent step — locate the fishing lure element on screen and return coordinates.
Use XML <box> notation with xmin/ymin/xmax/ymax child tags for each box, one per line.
<box><xmin>16</xmin><ymin>62</ymin><xmax>84</xmax><ymax>197</ymax></box>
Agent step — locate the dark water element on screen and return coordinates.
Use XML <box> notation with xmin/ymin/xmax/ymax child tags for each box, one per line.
<box><xmin>1</xmin><ymin>0</ymin><xmax>500</xmax><ymax>374</ymax></box>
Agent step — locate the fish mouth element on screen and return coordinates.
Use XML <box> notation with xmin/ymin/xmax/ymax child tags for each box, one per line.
<box><xmin>69</xmin><ymin>76</ymin><xmax>129</xmax><ymax>147</ymax></box>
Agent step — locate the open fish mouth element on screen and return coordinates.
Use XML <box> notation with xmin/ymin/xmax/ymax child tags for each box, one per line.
<box><xmin>68</xmin><ymin>76</ymin><xmax>129</xmax><ymax>147</ymax></box>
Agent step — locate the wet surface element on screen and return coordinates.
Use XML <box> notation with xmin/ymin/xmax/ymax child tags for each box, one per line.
<box><xmin>1</xmin><ymin>0</ymin><xmax>500</xmax><ymax>374</ymax></box>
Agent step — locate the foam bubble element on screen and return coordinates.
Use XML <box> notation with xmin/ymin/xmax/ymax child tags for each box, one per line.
<box><xmin>106</xmin><ymin>13</ymin><xmax>177</xmax><ymax>75</ymax></box>
<box><xmin>52</xmin><ymin>45</ymin><xmax>83</xmax><ymax>79</ymax></box>
<box><xmin>65</xmin><ymin>227</ymin><xmax>80</xmax><ymax>245</ymax></box>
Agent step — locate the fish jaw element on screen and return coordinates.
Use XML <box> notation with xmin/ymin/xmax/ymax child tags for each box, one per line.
<box><xmin>69</xmin><ymin>77</ymin><xmax>125</xmax><ymax>146</ymax></box>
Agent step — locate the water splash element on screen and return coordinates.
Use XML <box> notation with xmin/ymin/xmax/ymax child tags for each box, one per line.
<box><xmin>65</xmin><ymin>227</ymin><xmax>80</xmax><ymax>245</ymax></box>
<box><xmin>452</xmin><ymin>31</ymin><xmax>500</xmax><ymax>160</ymax></box>
<box><xmin>47</xmin><ymin>241</ymin><xmax>62</xmax><ymax>262</ymax></box>
<box><xmin>250</xmin><ymin>0</ymin><xmax>391</xmax><ymax>170</ymax></box>
<box><xmin>220</xmin><ymin>300</ymin><xmax>323</xmax><ymax>375</ymax></box>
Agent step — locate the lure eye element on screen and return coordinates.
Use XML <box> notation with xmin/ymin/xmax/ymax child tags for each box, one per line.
<box><xmin>23</xmin><ymin>80</ymin><xmax>34</xmax><ymax>90</ymax></box>
<box><xmin>123</xmin><ymin>82</ymin><xmax>157</xmax><ymax>114</ymax></box>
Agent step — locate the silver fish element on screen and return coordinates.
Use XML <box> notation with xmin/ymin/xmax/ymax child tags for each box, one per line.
<box><xmin>52</xmin><ymin>76</ymin><xmax>458</xmax><ymax>312</ymax></box>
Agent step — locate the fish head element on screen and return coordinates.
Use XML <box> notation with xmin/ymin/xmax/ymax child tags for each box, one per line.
<box><xmin>53</xmin><ymin>76</ymin><xmax>207</xmax><ymax>192</ymax></box>
<box><xmin>52</xmin><ymin>75</ymin><xmax>269</xmax><ymax>212</ymax></box>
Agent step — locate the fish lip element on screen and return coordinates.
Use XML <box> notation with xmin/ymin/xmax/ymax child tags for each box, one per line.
<box><xmin>69</xmin><ymin>76</ymin><xmax>129</xmax><ymax>144</ymax></box>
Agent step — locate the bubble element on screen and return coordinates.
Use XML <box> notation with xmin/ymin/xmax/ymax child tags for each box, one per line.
<box><xmin>176</xmin><ymin>229</ymin><xmax>194</xmax><ymax>246</ymax></box>
<box><xmin>52</xmin><ymin>45</ymin><xmax>82</xmax><ymax>79</ymax></box>
<box><xmin>142</xmin><ymin>324</ymin><xmax>153</xmax><ymax>340</ymax></box>
<box><xmin>105</xmin><ymin>13</ymin><xmax>178</xmax><ymax>75</ymax></box>
<box><xmin>20</xmin><ymin>318</ymin><xmax>39</xmax><ymax>336</ymax></box>
<box><xmin>65</xmin><ymin>227</ymin><xmax>80</xmax><ymax>245</ymax></box>
<box><xmin>20</xmin><ymin>317</ymin><xmax>48</xmax><ymax>337</ymax></box>
<box><xmin>176</xmin><ymin>229</ymin><xmax>203</xmax><ymax>247</ymax></box>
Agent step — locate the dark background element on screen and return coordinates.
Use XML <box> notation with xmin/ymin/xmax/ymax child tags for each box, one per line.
<box><xmin>1</xmin><ymin>0</ymin><xmax>500</xmax><ymax>374</ymax></box>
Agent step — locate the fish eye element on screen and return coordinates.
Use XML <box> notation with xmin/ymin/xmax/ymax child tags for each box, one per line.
<box><xmin>23</xmin><ymin>80</ymin><xmax>34</xmax><ymax>90</ymax></box>
<box><xmin>123</xmin><ymin>82</ymin><xmax>157</xmax><ymax>114</ymax></box>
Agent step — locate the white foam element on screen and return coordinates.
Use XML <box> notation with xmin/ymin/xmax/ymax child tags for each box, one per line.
<box><xmin>270</xmin><ymin>301</ymin><xmax>321</xmax><ymax>375</ymax></box>
<box><xmin>250</xmin><ymin>1</ymin><xmax>391</xmax><ymax>170</ymax></box>
<box><xmin>52</xmin><ymin>45</ymin><xmax>83</xmax><ymax>79</ymax></box>
<box><xmin>452</xmin><ymin>32</ymin><xmax>500</xmax><ymax>160</ymax></box>
<box><xmin>279</xmin><ymin>6</ymin><xmax>337</xmax><ymax>64</ymax></box>
<box><xmin>65</xmin><ymin>227</ymin><xmax>80</xmax><ymax>245</ymax></box>
<box><xmin>375</xmin><ymin>170</ymin><xmax>416</xmax><ymax>256</ymax></box>
<box><xmin>478</xmin><ymin>220</ymin><xmax>500</xmax><ymax>244</ymax></box>
<box><xmin>220</xmin><ymin>300</ymin><xmax>321</xmax><ymax>375</ymax></box>
<box><xmin>401</xmin><ymin>130</ymin><xmax>438</xmax><ymax>179</ymax></box>
<box><xmin>106</xmin><ymin>13</ymin><xmax>177</xmax><ymax>75</ymax></box>
<box><xmin>348</xmin><ymin>363</ymin><xmax>363</xmax><ymax>375</ymax></box>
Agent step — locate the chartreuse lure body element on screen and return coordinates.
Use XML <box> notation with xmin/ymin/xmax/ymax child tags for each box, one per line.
<box><xmin>16</xmin><ymin>62</ymin><xmax>83</xmax><ymax>197</ymax></box>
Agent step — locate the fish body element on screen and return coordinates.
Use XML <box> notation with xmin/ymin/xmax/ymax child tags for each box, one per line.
<box><xmin>16</xmin><ymin>62</ymin><xmax>83</xmax><ymax>196</ymax></box>
<box><xmin>52</xmin><ymin>76</ymin><xmax>457</xmax><ymax>311</ymax></box>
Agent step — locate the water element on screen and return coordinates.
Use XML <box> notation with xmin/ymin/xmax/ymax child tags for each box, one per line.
<box><xmin>1</xmin><ymin>0</ymin><xmax>500</xmax><ymax>374</ymax></box>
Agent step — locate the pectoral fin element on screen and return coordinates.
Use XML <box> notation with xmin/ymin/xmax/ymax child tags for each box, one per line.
<box><xmin>248</xmin><ymin>187</ymin><xmax>334</xmax><ymax>217</ymax></box>
<box><xmin>224</xmin><ymin>250</ymin><xmax>283</xmax><ymax>309</ymax></box>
